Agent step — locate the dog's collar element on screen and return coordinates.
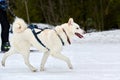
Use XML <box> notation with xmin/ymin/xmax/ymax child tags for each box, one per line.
<box><xmin>62</xmin><ymin>28</ymin><xmax>71</xmax><ymax>45</ymax></box>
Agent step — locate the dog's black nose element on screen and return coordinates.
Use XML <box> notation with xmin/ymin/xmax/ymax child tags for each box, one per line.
<box><xmin>83</xmin><ymin>31</ymin><xmax>86</xmax><ymax>34</ymax></box>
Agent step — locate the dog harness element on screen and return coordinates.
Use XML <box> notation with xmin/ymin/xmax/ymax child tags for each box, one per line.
<box><xmin>54</xmin><ymin>28</ymin><xmax>71</xmax><ymax>46</ymax></box>
<box><xmin>28</xmin><ymin>24</ymin><xmax>70</xmax><ymax>50</ymax></box>
<box><xmin>54</xmin><ymin>29</ymin><xmax>65</xmax><ymax>46</ymax></box>
<box><xmin>28</xmin><ymin>24</ymin><xmax>50</xmax><ymax>51</ymax></box>
<box><xmin>62</xmin><ymin>28</ymin><xmax>71</xmax><ymax>44</ymax></box>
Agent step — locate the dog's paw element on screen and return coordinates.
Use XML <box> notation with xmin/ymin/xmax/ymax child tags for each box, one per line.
<box><xmin>68</xmin><ymin>64</ymin><xmax>73</xmax><ymax>69</ymax></box>
<box><xmin>32</xmin><ymin>69</ymin><xmax>37</xmax><ymax>72</ymax></box>
<box><xmin>40</xmin><ymin>68</ymin><xmax>44</xmax><ymax>71</ymax></box>
<box><xmin>69</xmin><ymin>66</ymin><xmax>73</xmax><ymax>69</ymax></box>
<box><xmin>1</xmin><ymin>61</ymin><xmax>5</xmax><ymax>67</ymax></box>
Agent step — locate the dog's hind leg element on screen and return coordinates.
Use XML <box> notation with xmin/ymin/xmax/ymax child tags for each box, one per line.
<box><xmin>51</xmin><ymin>52</ymin><xmax>73</xmax><ymax>69</ymax></box>
<box><xmin>40</xmin><ymin>51</ymin><xmax>50</xmax><ymax>71</ymax></box>
<box><xmin>1</xmin><ymin>48</ymin><xmax>16</xmax><ymax>67</ymax></box>
<box><xmin>22</xmin><ymin>52</ymin><xmax>37</xmax><ymax>72</ymax></box>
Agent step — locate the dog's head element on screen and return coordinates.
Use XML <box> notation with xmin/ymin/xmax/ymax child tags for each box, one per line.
<box><xmin>63</xmin><ymin>18</ymin><xmax>85</xmax><ymax>38</ymax></box>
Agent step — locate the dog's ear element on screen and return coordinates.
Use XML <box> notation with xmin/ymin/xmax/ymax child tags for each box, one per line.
<box><xmin>68</xmin><ymin>18</ymin><xmax>74</xmax><ymax>25</ymax></box>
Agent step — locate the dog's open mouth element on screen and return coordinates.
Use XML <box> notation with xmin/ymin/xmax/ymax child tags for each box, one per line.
<box><xmin>75</xmin><ymin>33</ymin><xmax>83</xmax><ymax>38</ymax></box>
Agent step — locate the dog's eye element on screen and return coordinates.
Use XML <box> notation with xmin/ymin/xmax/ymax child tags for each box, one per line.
<box><xmin>76</xmin><ymin>27</ymin><xmax>79</xmax><ymax>29</ymax></box>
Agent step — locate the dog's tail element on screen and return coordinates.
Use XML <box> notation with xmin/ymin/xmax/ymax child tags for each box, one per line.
<box><xmin>12</xmin><ymin>17</ymin><xmax>28</xmax><ymax>33</ymax></box>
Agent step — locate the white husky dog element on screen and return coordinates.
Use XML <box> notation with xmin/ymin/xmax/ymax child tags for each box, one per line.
<box><xmin>1</xmin><ymin>17</ymin><xmax>85</xmax><ymax>72</ymax></box>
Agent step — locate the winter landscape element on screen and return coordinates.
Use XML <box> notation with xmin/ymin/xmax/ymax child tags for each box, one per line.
<box><xmin>0</xmin><ymin>24</ymin><xmax>120</xmax><ymax>80</ymax></box>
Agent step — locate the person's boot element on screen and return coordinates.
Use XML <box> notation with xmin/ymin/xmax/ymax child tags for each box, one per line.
<box><xmin>1</xmin><ymin>42</ymin><xmax>10</xmax><ymax>52</ymax></box>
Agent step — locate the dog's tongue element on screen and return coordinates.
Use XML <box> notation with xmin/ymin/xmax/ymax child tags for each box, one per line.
<box><xmin>75</xmin><ymin>33</ymin><xmax>83</xmax><ymax>38</ymax></box>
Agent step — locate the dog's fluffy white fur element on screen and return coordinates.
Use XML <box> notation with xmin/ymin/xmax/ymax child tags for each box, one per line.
<box><xmin>12</xmin><ymin>17</ymin><xmax>28</xmax><ymax>33</ymax></box>
<box><xmin>1</xmin><ymin>17</ymin><xmax>84</xmax><ymax>72</ymax></box>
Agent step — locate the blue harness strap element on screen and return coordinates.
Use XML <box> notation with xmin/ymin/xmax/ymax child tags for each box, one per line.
<box><xmin>54</xmin><ymin>29</ymin><xmax>65</xmax><ymax>46</ymax></box>
<box><xmin>28</xmin><ymin>24</ymin><xmax>50</xmax><ymax>51</ymax></box>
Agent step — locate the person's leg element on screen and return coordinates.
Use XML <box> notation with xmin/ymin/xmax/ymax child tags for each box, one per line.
<box><xmin>0</xmin><ymin>10</ymin><xmax>10</xmax><ymax>51</ymax></box>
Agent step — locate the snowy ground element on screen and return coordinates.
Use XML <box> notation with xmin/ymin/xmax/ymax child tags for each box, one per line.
<box><xmin>0</xmin><ymin>25</ymin><xmax>120</xmax><ymax>80</ymax></box>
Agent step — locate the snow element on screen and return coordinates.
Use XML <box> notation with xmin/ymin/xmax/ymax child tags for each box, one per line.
<box><xmin>0</xmin><ymin>24</ymin><xmax>120</xmax><ymax>80</ymax></box>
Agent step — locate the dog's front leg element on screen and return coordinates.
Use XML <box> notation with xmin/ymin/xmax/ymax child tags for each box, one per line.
<box><xmin>51</xmin><ymin>52</ymin><xmax>73</xmax><ymax>69</ymax></box>
<box><xmin>22</xmin><ymin>53</ymin><xmax>37</xmax><ymax>72</ymax></box>
<box><xmin>40</xmin><ymin>51</ymin><xmax>50</xmax><ymax>71</ymax></box>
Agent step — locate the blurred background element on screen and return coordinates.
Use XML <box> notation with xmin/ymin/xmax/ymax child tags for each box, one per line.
<box><xmin>8</xmin><ymin>0</ymin><xmax>120</xmax><ymax>32</ymax></box>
